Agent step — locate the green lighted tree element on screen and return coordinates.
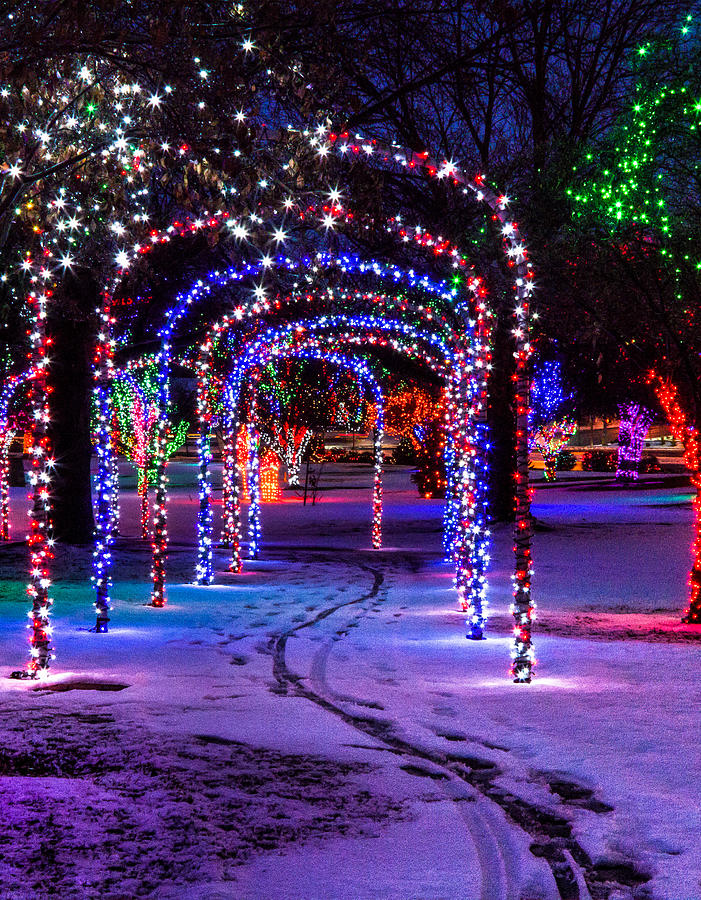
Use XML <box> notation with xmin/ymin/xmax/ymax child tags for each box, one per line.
<box><xmin>111</xmin><ymin>366</ymin><xmax>188</xmax><ymax>537</ymax></box>
<box><xmin>567</xmin><ymin>13</ymin><xmax>701</xmax><ymax>620</ymax></box>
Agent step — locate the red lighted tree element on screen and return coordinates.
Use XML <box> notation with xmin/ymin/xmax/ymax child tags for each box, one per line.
<box><xmin>649</xmin><ymin>374</ymin><xmax>701</xmax><ymax>623</ymax></box>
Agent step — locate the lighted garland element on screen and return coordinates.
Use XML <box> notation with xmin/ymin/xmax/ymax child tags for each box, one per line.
<box><xmin>305</xmin><ymin>128</ymin><xmax>536</xmax><ymax>679</ymax></box>
<box><xmin>6</xmin><ymin>35</ymin><xmax>536</xmax><ymax>681</ymax></box>
<box><xmin>222</xmin><ymin>320</ymin><xmax>467</xmax><ymax>589</ymax></box>
<box><xmin>159</xmin><ymin>247</ymin><xmax>479</xmax><ymax>602</ymax></box>
<box><xmin>230</xmin><ymin>315</ymin><xmax>483</xmax><ymax>627</ymax></box>
<box><xmin>154</xmin><ymin>250</ymin><xmax>467</xmax><ymax>603</ymax></box>
<box><xmin>231</xmin><ymin>346</ymin><xmax>385</xmax><ymax>563</ymax></box>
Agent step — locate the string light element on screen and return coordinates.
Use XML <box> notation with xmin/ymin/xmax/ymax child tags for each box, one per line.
<box><xmin>6</xmin><ymin>66</ymin><xmax>538</xmax><ymax>679</ymax></box>
<box><xmin>13</xmin><ymin>292</ymin><xmax>55</xmax><ymax>678</ymax></box>
<box><xmin>616</xmin><ymin>402</ymin><xmax>654</xmax><ymax>480</ymax></box>
<box><xmin>648</xmin><ymin>372</ymin><xmax>701</xmax><ymax>623</ymax></box>
<box><xmin>260</xmin><ymin>452</ymin><xmax>282</xmax><ymax>502</ymax></box>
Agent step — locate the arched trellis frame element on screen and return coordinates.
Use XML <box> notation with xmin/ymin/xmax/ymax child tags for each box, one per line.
<box><xmin>91</xmin><ymin>258</ymin><xmax>490</xmax><ymax>663</ymax></box>
<box><xmin>195</xmin><ymin>345</ymin><xmax>386</xmax><ymax>584</ymax></box>
<box><xmin>16</xmin><ymin>125</ymin><xmax>537</xmax><ymax>682</ymax></box>
<box><xmin>145</xmin><ymin>246</ymin><xmax>481</xmax><ymax>601</ymax></box>
<box><xmin>194</xmin><ymin>313</ymin><xmax>484</xmax><ymax>628</ymax></box>
<box><xmin>91</xmin><ymin>249</ymin><xmax>474</xmax><ymax>610</ymax></box>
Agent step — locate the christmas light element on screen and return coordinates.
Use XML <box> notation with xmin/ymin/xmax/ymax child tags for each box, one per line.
<box><xmin>260</xmin><ymin>451</ymin><xmax>282</xmax><ymax>503</ymax></box>
<box><xmin>616</xmin><ymin>402</ymin><xmax>654</xmax><ymax>480</ymax></box>
<box><xmin>529</xmin><ymin>361</ymin><xmax>575</xmax><ymax>482</ymax></box>
<box><xmin>648</xmin><ymin>373</ymin><xmax>701</xmax><ymax>623</ymax></box>
<box><xmin>91</xmin><ymin>292</ymin><xmax>116</xmax><ymax>632</ymax></box>
<box><xmin>5</xmin><ymin>67</ymin><xmax>539</xmax><ymax>680</ymax></box>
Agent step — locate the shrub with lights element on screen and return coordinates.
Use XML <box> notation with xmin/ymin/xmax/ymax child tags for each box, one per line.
<box><xmin>581</xmin><ymin>449</ymin><xmax>616</xmax><ymax>472</ymax></box>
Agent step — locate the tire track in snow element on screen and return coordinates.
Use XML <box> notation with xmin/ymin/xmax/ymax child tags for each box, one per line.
<box><xmin>264</xmin><ymin>553</ymin><xmax>649</xmax><ymax>900</ymax></box>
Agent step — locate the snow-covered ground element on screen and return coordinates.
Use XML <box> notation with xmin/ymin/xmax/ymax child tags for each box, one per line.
<box><xmin>0</xmin><ymin>464</ymin><xmax>699</xmax><ymax>899</ymax></box>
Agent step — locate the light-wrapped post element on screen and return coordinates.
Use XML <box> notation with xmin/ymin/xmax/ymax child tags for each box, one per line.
<box><xmin>468</xmin><ymin>280</ymin><xmax>494</xmax><ymax>640</ymax></box>
<box><xmin>91</xmin><ymin>294</ymin><xmax>117</xmax><ymax>632</ymax></box>
<box><xmin>150</xmin><ymin>346</ymin><xmax>170</xmax><ymax>607</ymax></box>
<box><xmin>442</xmin><ymin>380</ymin><xmax>460</xmax><ymax>561</ymax></box>
<box><xmin>221</xmin><ymin>428</ymin><xmax>235</xmax><ymax>546</ymax></box>
<box><xmin>224</xmin><ymin>390</ymin><xmax>243</xmax><ymax>573</ymax></box>
<box><xmin>510</xmin><ymin>267</ymin><xmax>534</xmax><ymax>681</ymax></box>
<box><xmin>22</xmin><ymin>292</ymin><xmax>55</xmax><ymax>677</ymax></box>
<box><xmin>371</xmin><ymin>414</ymin><xmax>384</xmax><ymax>550</ymax></box>
<box><xmin>247</xmin><ymin>422</ymin><xmax>261</xmax><ymax>559</ymax></box>
<box><xmin>466</xmin><ymin>183</ymin><xmax>535</xmax><ymax>678</ymax></box>
<box><xmin>0</xmin><ymin>429</ymin><xmax>13</xmax><ymax>540</ymax></box>
<box><xmin>453</xmin><ymin>363</ymin><xmax>480</xmax><ymax>633</ymax></box>
<box><xmin>195</xmin><ymin>337</ymin><xmax>214</xmax><ymax>584</ymax></box>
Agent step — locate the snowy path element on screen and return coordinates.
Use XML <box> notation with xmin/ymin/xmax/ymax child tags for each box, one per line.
<box><xmin>0</xmin><ymin>465</ymin><xmax>699</xmax><ymax>898</ymax></box>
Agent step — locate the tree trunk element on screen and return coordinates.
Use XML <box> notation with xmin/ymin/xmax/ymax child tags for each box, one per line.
<box><xmin>487</xmin><ymin>309</ymin><xmax>516</xmax><ymax>521</ymax></box>
<box><xmin>543</xmin><ymin>452</ymin><xmax>557</xmax><ymax>481</ymax></box>
<box><xmin>685</xmin><ymin>474</ymin><xmax>701</xmax><ymax>624</ymax></box>
<box><xmin>47</xmin><ymin>279</ymin><xmax>96</xmax><ymax>543</ymax></box>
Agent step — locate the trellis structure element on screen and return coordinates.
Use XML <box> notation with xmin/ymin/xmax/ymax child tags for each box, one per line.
<box><xmin>150</xmin><ymin>269</ymin><xmax>480</xmax><ymax>618</ymax></box>
<box><xmin>196</xmin><ymin>346</ymin><xmax>386</xmax><ymax>582</ymax></box>
<box><xmin>11</xmin><ymin>117</ymin><xmax>539</xmax><ymax>682</ymax></box>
